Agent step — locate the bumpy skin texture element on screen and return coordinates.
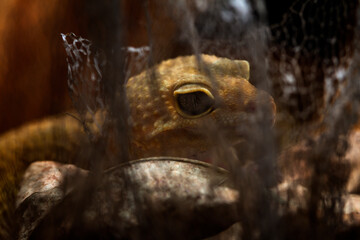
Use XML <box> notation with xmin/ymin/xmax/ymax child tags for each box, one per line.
<box><xmin>0</xmin><ymin>54</ymin><xmax>275</xmax><ymax>238</ymax></box>
<box><xmin>127</xmin><ymin>55</ymin><xmax>275</xmax><ymax>160</ymax></box>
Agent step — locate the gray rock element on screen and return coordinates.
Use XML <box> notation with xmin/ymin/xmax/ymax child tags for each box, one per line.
<box><xmin>17</xmin><ymin>158</ymin><xmax>239</xmax><ymax>239</ymax></box>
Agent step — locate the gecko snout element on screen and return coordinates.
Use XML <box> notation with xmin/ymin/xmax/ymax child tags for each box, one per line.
<box><xmin>244</xmin><ymin>100</ymin><xmax>257</xmax><ymax>113</ymax></box>
<box><xmin>244</xmin><ymin>92</ymin><xmax>276</xmax><ymax>126</ymax></box>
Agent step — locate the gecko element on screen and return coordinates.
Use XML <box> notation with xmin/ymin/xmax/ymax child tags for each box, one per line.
<box><xmin>0</xmin><ymin>54</ymin><xmax>276</xmax><ymax>238</ymax></box>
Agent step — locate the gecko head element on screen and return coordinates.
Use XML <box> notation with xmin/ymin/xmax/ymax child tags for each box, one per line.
<box><xmin>126</xmin><ymin>55</ymin><xmax>275</xmax><ymax>162</ymax></box>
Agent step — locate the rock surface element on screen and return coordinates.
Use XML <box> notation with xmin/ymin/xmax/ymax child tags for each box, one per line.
<box><xmin>17</xmin><ymin>158</ymin><xmax>239</xmax><ymax>239</ymax></box>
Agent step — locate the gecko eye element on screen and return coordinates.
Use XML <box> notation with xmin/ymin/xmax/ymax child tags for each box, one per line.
<box><xmin>174</xmin><ymin>85</ymin><xmax>215</xmax><ymax>118</ymax></box>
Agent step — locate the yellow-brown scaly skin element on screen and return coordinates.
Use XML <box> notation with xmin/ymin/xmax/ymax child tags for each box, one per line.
<box><xmin>0</xmin><ymin>54</ymin><xmax>275</xmax><ymax>238</ymax></box>
<box><xmin>127</xmin><ymin>55</ymin><xmax>275</xmax><ymax>160</ymax></box>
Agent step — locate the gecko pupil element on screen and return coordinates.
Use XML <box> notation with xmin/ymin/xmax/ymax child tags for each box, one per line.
<box><xmin>176</xmin><ymin>91</ymin><xmax>214</xmax><ymax>116</ymax></box>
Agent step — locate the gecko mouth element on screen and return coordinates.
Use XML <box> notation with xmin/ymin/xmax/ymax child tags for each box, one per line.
<box><xmin>189</xmin><ymin>154</ymin><xmax>229</xmax><ymax>170</ymax></box>
<box><xmin>184</xmin><ymin>138</ymin><xmax>245</xmax><ymax>170</ymax></box>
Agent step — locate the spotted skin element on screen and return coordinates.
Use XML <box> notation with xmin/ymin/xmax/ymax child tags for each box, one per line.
<box><xmin>0</xmin><ymin>54</ymin><xmax>275</xmax><ymax>238</ymax></box>
<box><xmin>127</xmin><ymin>55</ymin><xmax>275</xmax><ymax>160</ymax></box>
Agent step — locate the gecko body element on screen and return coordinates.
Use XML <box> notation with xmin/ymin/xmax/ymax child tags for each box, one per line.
<box><xmin>0</xmin><ymin>54</ymin><xmax>275</xmax><ymax>238</ymax></box>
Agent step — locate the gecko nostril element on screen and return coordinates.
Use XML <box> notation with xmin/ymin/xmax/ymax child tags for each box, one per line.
<box><xmin>245</xmin><ymin>101</ymin><xmax>256</xmax><ymax>113</ymax></box>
